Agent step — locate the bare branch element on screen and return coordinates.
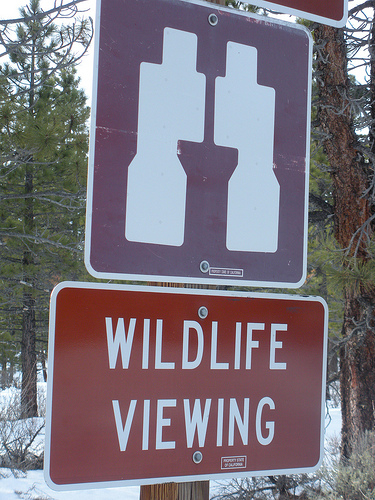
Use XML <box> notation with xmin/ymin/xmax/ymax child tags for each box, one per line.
<box><xmin>0</xmin><ymin>0</ymin><xmax>89</xmax><ymax>26</ymax></box>
<box><xmin>0</xmin><ymin>231</ymin><xmax>83</xmax><ymax>253</ymax></box>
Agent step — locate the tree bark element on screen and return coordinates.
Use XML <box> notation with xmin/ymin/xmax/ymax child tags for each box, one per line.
<box><xmin>21</xmin><ymin>289</ymin><xmax>38</xmax><ymax>418</ymax></box>
<box><xmin>314</xmin><ymin>24</ymin><xmax>375</xmax><ymax>457</ymax></box>
<box><xmin>315</xmin><ymin>25</ymin><xmax>369</xmax><ymax>254</ymax></box>
<box><xmin>20</xmin><ymin>32</ymin><xmax>39</xmax><ymax>419</ymax></box>
<box><xmin>21</xmin><ymin>162</ymin><xmax>38</xmax><ymax>418</ymax></box>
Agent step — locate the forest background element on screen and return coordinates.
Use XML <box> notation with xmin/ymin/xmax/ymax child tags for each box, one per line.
<box><xmin>0</xmin><ymin>0</ymin><xmax>375</xmax><ymax>499</ymax></box>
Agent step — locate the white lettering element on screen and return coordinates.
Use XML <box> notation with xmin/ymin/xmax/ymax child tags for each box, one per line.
<box><xmin>270</xmin><ymin>324</ymin><xmax>287</xmax><ymax>370</ymax></box>
<box><xmin>142</xmin><ymin>319</ymin><xmax>150</xmax><ymax>369</ymax></box>
<box><xmin>217</xmin><ymin>398</ymin><xmax>224</xmax><ymax>447</ymax></box>
<box><xmin>183</xmin><ymin>399</ymin><xmax>211</xmax><ymax>448</ymax></box>
<box><xmin>246</xmin><ymin>323</ymin><xmax>263</xmax><ymax>369</ymax></box>
<box><xmin>156</xmin><ymin>399</ymin><xmax>176</xmax><ymax>449</ymax></box>
<box><xmin>155</xmin><ymin>319</ymin><xmax>175</xmax><ymax>369</ymax></box>
<box><xmin>106</xmin><ymin>317</ymin><xmax>136</xmax><ymax>369</ymax></box>
<box><xmin>228</xmin><ymin>398</ymin><xmax>249</xmax><ymax>446</ymax></box>
<box><xmin>142</xmin><ymin>399</ymin><xmax>150</xmax><ymax>450</ymax></box>
<box><xmin>210</xmin><ymin>322</ymin><xmax>229</xmax><ymax>369</ymax></box>
<box><xmin>113</xmin><ymin>397</ymin><xmax>277</xmax><ymax>451</ymax></box>
<box><xmin>105</xmin><ymin>318</ymin><xmax>291</xmax><ymax>373</ymax></box>
<box><xmin>256</xmin><ymin>397</ymin><xmax>275</xmax><ymax>445</ymax></box>
<box><xmin>182</xmin><ymin>321</ymin><xmax>204</xmax><ymax>369</ymax></box>
<box><xmin>112</xmin><ymin>399</ymin><xmax>137</xmax><ymax>451</ymax></box>
<box><xmin>234</xmin><ymin>322</ymin><xmax>241</xmax><ymax>369</ymax></box>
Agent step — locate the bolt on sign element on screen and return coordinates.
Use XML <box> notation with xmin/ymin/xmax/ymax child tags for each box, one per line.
<box><xmin>85</xmin><ymin>0</ymin><xmax>313</xmax><ymax>288</ymax></box>
<box><xmin>251</xmin><ymin>0</ymin><xmax>347</xmax><ymax>28</ymax></box>
<box><xmin>45</xmin><ymin>283</ymin><xmax>328</xmax><ymax>490</ymax></box>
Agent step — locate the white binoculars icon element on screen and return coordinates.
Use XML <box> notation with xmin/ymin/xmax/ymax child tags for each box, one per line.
<box><xmin>125</xmin><ymin>27</ymin><xmax>280</xmax><ymax>253</ymax></box>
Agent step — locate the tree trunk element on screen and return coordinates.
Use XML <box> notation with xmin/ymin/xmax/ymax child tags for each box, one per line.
<box><xmin>314</xmin><ymin>24</ymin><xmax>375</xmax><ymax>457</ymax></box>
<box><xmin>21</xmin><ymin>161</ymin><xmax>38</xmax><ymax>418</ymax></box>
<box><xmin>0</xmin><ymin>354</ymin><xmax>6</xmax><ymax>390</ymax></box>
<box><xmin>315</xmin><ymin>26</ymin><xmax>369</xmax><ymax>253</ymax></box>
<box><xmin>21</xmin><ymin>289</ymin><xmax>38</xmax><ymax>418</ymax></box>
<box><xmin>20</xmin><ymin>35</ymin><xmax>39</xmax><ymax>419</ymax></box>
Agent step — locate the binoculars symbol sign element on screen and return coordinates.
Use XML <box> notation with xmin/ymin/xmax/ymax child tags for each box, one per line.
<box><xmin>125</xmin><ymin>27</ymin><xmax>280</xmax><ymax>254</ymax></box>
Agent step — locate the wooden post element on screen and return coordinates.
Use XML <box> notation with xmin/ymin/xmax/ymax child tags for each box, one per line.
<box><xmin>140</xmin><ymin>483</ymin><xmax>178</xmax><ymax>500</ymax></box>
<box><xmin>178</xmin><ymin>481</ymin><xmax>210</xmax><ymax>500</ymax></box>
<box><xmin>140</xmin><ymin>481</ymin><xmax>209</xmax><ymax>500</ymax></box>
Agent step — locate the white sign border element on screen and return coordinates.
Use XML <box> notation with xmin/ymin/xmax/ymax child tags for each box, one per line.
<box><xmin>45</xmin><ymin>281</ymin><xmax>328</xmax><ymax>491</ymax></box>
<box><xmin>84</xmin><ymin>0</ymin><xmax>313</xmax><ymax>289</ymax></box>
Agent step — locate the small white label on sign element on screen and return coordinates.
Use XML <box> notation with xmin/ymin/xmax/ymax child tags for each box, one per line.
<box><xmin>209</xmin><ymin>267</ymin><xmax>244</xmax><ymax>277</ymax></box>
<box><xmin>221</xmin><ymin>456</ymin><xmax>247</xmax><ymax>469</ymax></box>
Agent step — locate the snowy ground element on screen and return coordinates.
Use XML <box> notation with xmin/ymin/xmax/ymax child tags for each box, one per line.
<box><xmin>0</xmin><ymin>471</ymin><xmax>140</xmax><ymax>500</ymax></box>
<box><xmin>0</xmin><ymin>400</ymin><xmax>341</xmax><ymax>500</ymax></box>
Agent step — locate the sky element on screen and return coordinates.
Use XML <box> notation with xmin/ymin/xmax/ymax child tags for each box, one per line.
<box><xmin>0</xmin><ymin>0</ymin><xmax>298</xmax><ymax>105</ymax></box>
<box><xmin>4</xmin><ymin>0</ymin><xmax>362</xmax><ymax>104</ymax></box>
<box><xmin>1</xmin><ymin>0</ymin><xmax>367</xmax><ymax>110</ymax></box>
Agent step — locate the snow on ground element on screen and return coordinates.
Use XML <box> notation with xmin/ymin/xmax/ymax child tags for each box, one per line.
<box><xmin>0</xmin><ymin>470</ymin><xmax>140</xmax><ymax>500</ymax></box>
<box><xmin>0</xmin><ymin>402</ymin><xmax>342</xmax><ymax>500</ymax></box>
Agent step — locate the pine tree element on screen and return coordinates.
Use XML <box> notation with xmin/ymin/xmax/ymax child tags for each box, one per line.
<box><xmin>0</xmin><ymin>0</ymin><xmax>92</xmax><ymax>417</ymax></box>
<box><xmin>313</xmin><ymin>5</ymin><xmax>375</xmax><ymax>457</ymax></box>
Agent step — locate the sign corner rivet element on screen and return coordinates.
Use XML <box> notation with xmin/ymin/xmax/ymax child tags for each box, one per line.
<box><xmin>192</xmin><ymin>451</ymin><xmax>203</xmax><ymax>464</ymax></box>
<box><xmin>208</xmin><ymin>13</ymin><xmax>218</xmax><ymax>26</ymax></box>
<box><xmin>198</xmin><ymin>306</ymin><xmax>208</xmax><ymax>319</ymax></box>
<box><xmin>200</xmin><ymin>260</ymin><xmax>209</xmax><ymax>273</ymax></box>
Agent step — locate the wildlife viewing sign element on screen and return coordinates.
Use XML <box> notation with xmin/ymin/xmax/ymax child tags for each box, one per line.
<box><xmin>85</xmin><ymin>0</ymin><xmax>313</xmax><ymax>288</ymax></box>
<box><xmin>45</xmin><ymin>283</ymin><xmax>328</xmax><ymax>490</ymax></box>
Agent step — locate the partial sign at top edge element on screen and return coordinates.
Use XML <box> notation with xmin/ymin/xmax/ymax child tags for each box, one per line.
<box><xmin>251</xmin><ymin>0</ymin><xmax>347</xmax><ymax>27</ymax></box>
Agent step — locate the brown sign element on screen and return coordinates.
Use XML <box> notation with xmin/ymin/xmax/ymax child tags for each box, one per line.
<box><xmin>45</xmin><ymin>283</ymin><xmax>328</xmax><ymax>490</ymax></box>
<box><xmin>85</xmin><ymin>0</ymin><xmax>312</xmax><ymax>288</ymax></box>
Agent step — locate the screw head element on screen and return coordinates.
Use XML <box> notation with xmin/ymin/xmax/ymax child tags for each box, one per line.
<box><xmin>208</xmin><ymin>13</ymin><xmax>218</xmax><ymax>26</ymax></box>
<box><xmin>192</xmin><ymin>451</ymin><xmax>203</xmax><ymax>464</ymax></box>
<box><xmin>200</xmin><ymin>260</ymin><xmax>209</xmax><ymax>273</ymax></box>
<box><xmin>198</xmin><ymin>306</ymin><xmax>208</xmax><ymax>319</ymax></box>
